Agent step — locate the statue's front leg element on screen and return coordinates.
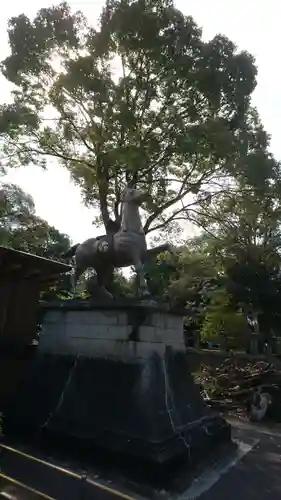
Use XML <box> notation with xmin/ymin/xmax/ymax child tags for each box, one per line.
<box><xmin>134</xmin><ymin>260</ymin><xmax>150</xmax><ymax>297</ymax></box>
<box><xmin>71</xmin><ymin>260</ymin><xmax>84</xmax><ymax>298</ymax></box>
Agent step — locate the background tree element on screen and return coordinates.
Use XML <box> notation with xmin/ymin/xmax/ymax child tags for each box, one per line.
<box><xmin>188</xmin><ymin>134</ymin><xmax>281</xmax><ymax>342</ymax></box>
<box><xmin>0</xmin><ymin>182</ymin><xmax>71</xmax><ymax>260</ymax></box>
<box><xmin>0</xmin><ymin>181</ymin><xmax>74</xmax><ymax>300</ymax></box>
<box><xmin>200</xmin><ymin>286</ymin><xmax>248</xmax><ymax>350</ymax></box>
<box><xmin>0</xmin><ymin>0</ymin><xmax>260</xmax><ymax>237</ymax></box>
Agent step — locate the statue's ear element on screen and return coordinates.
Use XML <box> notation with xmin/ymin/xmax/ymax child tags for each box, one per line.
<box><xmin>127</xmin><ymin>179</ymin><xmax>136</xmax><ymax>189</ymax></box>
<box><xmin>120</xmin><ymin>187</ymin><xmax>129</xmax><ymax>201</ymax></box>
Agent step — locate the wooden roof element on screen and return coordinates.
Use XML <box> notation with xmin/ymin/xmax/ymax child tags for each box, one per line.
<box><xmin>0</xmin><ymin>245</ymin><xmax>71</xmax><ymax>281</ymax></box>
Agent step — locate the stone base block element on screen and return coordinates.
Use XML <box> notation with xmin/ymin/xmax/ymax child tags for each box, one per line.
<box><xmin>4</xmin><ymin>301</ymin><xmax>231</xmax><ymax>467</ymax></box>
<box><xmin>38</xmin><ymin>300</ymin><xmax>186</xmax><ymax>356</ymax></box>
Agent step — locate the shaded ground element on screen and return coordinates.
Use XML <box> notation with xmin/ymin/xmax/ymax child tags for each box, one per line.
<box><xmin>192</xmin><ymin>419</ymin><xmax>281</xmax><ymax>500</ymax></box>
<box><xmin>2</xmin><ymin>418</ymin><xmax>281</xmax><ymax>499</ymax></box>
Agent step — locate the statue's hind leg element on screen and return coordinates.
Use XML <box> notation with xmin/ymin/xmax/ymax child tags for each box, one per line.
<box><xmin>94</xmin><ymin>266</ymin><xmax>114</xmax><ymax>300</ymax></box>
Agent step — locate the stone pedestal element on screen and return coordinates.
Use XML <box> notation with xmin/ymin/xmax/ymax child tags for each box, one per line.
<box><xmin>4</xmin><ymin>300</ymin><xmax>230</xmax><ymax>467</ymax></box>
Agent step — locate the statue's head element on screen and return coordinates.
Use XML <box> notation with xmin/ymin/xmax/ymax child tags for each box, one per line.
<box><xmin>121</xmin><ymin>185</ymin><xmax>146</xmax><ymax>206</ymax></box>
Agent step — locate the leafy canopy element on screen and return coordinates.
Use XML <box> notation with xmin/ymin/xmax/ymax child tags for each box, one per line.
<box><xmin>0</xmin><ymin>0</ymin><xmax>263</xmax><ymax>234</ymax></box>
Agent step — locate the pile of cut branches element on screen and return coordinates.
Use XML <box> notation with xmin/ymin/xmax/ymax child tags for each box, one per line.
<box><xmin>196</xmin><ymin>354</ymin><xmax>281</xmax><ymax>421</ymax></box>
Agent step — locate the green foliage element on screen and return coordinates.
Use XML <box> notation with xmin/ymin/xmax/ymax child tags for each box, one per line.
<box><xmin>0</xmin><ymin>0</ymin><xmax>261</xmax><ymax>235</ymax></box>
<box><xmin>0</xmin><ymin>182</ymin><xmax>71</xmax><ymax>260</ymax></box>
<box><xmin>140</xmin><ymin>231</ymin><xmax>281</xmax><ymax>347</ymax></box>
<box><xmin>144</xmin><ymin>252</ymin><xmax>179</xmax><ymax>296</ymax></box>
<box><xmin>0</xmin><ymin>181</ymin><xmax>73</xmax><ymax>299</ymax></box>
<box><xmin>167</xmin><ymin>248</ymin><xmax>217</xmax><ymax>312</ymax></box>
<box><xmin>200</xmin><ymin>287</ymin><xmax>247</xmax><ymax>349</ymax></box>
<box><xmin>1</xmin><ymin>0</ymin><xmax>280</xmax><ymax>348</ymax></box>
<box><xmin>111</xmin><ymin>270</ymin><xmax>135</xmax><ymax>297</ymax></box>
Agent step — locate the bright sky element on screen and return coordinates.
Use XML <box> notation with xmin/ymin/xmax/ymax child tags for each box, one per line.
<box><xmin>1</xmin><ymin>0</ymin><xmax>280</xmax><ymax>244</ymax></box>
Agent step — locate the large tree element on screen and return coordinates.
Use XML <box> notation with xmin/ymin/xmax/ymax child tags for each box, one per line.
<box><xmin>0</xmin><ymin>0</ymin><xmax>260</xmax><ymax>235</ymax></box>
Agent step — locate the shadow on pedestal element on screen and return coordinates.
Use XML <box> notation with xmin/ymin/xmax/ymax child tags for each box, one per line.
<box><xmin>3</xmin><ymin>300</ymin><xmax>232</xmax><ymax>489</ymax></box>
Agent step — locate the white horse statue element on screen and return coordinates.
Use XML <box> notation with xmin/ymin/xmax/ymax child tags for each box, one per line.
<box><xmin>64</xmin><ymin>185</ymin><xmax>175</xmax><ymax>299</ymax></box>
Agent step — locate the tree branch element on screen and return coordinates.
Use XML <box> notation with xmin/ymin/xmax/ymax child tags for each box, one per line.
<box><xmin>143</xmin><ymin>166</ymin><xmax>222</xmax><ymax>233</ymax></box>
<box><xmin>60</xmin><ymin>110</ymin><xmax>96</xmax><ymax>156</ymax></box>
<box><xmin>25</xmin><ymin>143</ymin><xmax>96</xmax><ymax>173</ymax></box>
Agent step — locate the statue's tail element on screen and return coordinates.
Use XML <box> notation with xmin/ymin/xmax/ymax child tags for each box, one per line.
<box><xmin>62</xmin><ymin>243</ymin><xmax>80</xmax><ymax>259</ymax></box>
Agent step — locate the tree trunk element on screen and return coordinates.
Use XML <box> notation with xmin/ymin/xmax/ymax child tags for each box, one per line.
<box><xmin>98</xmin><ymin>189</ymin><xmax>110</xmax><ymax>234</ymax></box>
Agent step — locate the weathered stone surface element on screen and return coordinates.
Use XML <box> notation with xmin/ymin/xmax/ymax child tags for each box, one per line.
<box><xmin>4</xmin><ymin>349</ymin><xmax>230</xmax><ymax>466</ymax></box>
<box><xmin>39</xmin><ymin>336</ymin><xmax>166</xmax><ymax>359</ymax></box>
<box><xmin>39</xmin><ymin>304</ymin><xmax>185</xmax><ymax>357</ymax></box>
<box><xmin>4</xmin><ymin>300</ymin><xmax>231</xmax><ymax>471</ymax></box>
